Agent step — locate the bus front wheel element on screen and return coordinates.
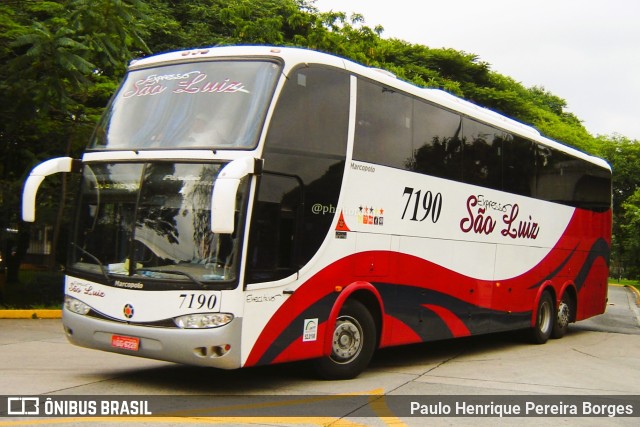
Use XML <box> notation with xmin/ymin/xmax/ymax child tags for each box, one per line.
<box><xmin>528</xmin><ymin>291</ymin><xmax>554</xmax><ymax>344</ymax></box>
<box><xmin>314</xmin><ymin>300</ymin><xmax>376</xmax><ymax>380</ymax></box>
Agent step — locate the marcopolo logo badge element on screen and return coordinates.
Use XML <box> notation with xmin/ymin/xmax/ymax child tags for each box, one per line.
<box><xmin>123</xmin><ymin>304</ymin><xmax>135</xmax><ymax>319</ymax></box>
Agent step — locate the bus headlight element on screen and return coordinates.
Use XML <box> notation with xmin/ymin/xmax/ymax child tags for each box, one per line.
<box><xmin>174</xmin><ymin>313</ymin><xmax>234</xmax><ymax>329</ymax></box>
<box><xmin>64</xmin><ymin>295</ymin><xmax>91</xmax><ymax>315</ymax></box>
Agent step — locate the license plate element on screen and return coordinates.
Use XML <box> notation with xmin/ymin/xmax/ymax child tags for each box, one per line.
<box><xmin>111</xmin><ymin>334</ymin><xmax>140</xmax><ymax>351</ymax></box>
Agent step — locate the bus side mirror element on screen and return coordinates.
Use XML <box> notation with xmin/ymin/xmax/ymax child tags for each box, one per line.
<box><xmin>22</xmin><ymin>157</ymin><xmax>81</xmax><ymax>222</ymax></box>
<box><xmin>211</xmin><ymin>157</ymin><xmax>262</xmax><ymax>234</ymax></box>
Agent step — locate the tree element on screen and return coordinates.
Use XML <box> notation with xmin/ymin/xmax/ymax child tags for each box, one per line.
<box><xmin>598</xmin><ymin>135</ymin><xmax>640</xmax><ymax>279</ymax></box>
<box><xmin>0</xmin><ymin>0</ymin><xmax>151</xmax><ymax>276</ymax></box>
<box><xmin>620</xmin><ymin>188</ymin><xmax>640</xmax><ymax>279</ymax></box>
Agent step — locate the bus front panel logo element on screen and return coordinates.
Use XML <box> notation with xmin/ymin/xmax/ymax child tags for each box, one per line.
<box><xmin>123</xmin><ymin>304</ymin><xmax>135</xmax><ymax>319</ymax></box>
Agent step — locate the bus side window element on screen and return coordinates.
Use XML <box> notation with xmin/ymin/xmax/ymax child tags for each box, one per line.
<box><xmin>535</xmin><ymin>144</ymin><xmax>573</xmax><ymax>204</ymax></box>
<box><xmin>354</xmin><ymin>80</ymin><xmax>412</xmax><ymax>170</ymax></box>
<box><xmin>410</xmin><ymin>100</ymin><xmax>463</xmax><ymax>181</ymax></box>
<box><xmin>503</xmin><ymin>136</ymin><xmax>536</xmax><ymax>197</ymax></box>
<box><xmin>461</xmin><ymin>117</ymin><xmax>503</xmax><ymax>190</ymax></box>
<box><xmin>266</xmin><ymin>66</ymin><xmax>349</xmax><ymax>158</ymax></box>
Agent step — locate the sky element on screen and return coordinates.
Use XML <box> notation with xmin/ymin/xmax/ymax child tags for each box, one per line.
<box><xmin>314</xmin><ymin>0</ymin><xmax>640</xmax><ymax>140</ymax></box>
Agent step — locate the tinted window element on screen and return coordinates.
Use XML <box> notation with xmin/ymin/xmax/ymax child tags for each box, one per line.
<box><xmin>536</xmin><ymin>145</ymin><xmax>611</xmax><ymax>210</ymax></box>
<box><xmin>267</xmin><ymin>65</ymin><xmax>349</xmax><ymax>157</ymax></box>
<box><xmin>246</xmin><ymin>173</ymin><xmax>302</xmax><ymax>282</ymax></box>
<box><xmin>354</xmin><ymin>79</ymin><xmax>412</xmax><ymax>169</ymax></box>
<box><xmin>536</xmin><ymin>144</ymin><xmax>570</xmax><ymax>203</ymax></box>
<box><xmin>248</xmin><ymin>65</ymin><xmax>350</xmax><ymax>283</ymax></box>
<box><xmin>462</xmin><ymin>118</ymin><xmax>503</xmax><ymax>189</ymax></box>
<box><xmin>348</xmin><ymin>75</ymin><xmax>610</xmax><ymax>212</ymax></box>
<box><xmin>573</xmin><ymin>165</ymin><xmax>611</xmax><ymax>211</ymax></box>
<box><xmin>410</xmin><ymin>100</ymin><xmax>463</xmax><ymax>180</ymax></box>
<box><xmin>503</xmin><ymin>135</ymin><xmax>536</xmax><ymax>197</ymax></box>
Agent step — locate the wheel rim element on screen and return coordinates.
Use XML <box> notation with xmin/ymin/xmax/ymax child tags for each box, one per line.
<box><xmin>539</xmin><ymin>299</ymin><xmax>553</xmax><ymax>334</ymax></box>
<box><xmin>557</xmin><ymin>300</ymin><xmax>570</xmax><ymax>329</ymax></box>
<box><xmin>330</xmin><ymin>315</ymin><xmax>363</xmax><ymax>364</ymax></box>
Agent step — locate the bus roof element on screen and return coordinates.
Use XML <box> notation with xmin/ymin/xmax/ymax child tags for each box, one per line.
<box><xmin>129</xmin><ymin>45</ymin><xmax>610</xmax><ymax>171</ymax></box>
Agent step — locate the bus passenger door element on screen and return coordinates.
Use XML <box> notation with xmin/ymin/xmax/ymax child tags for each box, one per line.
<box><xmin>246</xmin><ymin>173</ymin><xmax>303</xmax><ymax>284</ymax></box>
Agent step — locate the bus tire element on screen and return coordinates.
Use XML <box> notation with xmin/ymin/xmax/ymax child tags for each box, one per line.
<box><xmin>528</xmin><ymin>291</ymin><xmax>554</xmax><ymax>344</ymax></box>
<box><xmin>552</xmin><ymin>290</ymin><xmax>575</xmax><ymax>339</ymax></box>
<box><xmin>314</xmin><ymin>300</ymin><xmax>376</xmax><ymax>380</ymax></box>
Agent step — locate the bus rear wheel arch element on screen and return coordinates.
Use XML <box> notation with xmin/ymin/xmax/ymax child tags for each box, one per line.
<box><xmin>314</xmin><ymin>299</ymin><xmax>377</xmax><ymax>380</ymax></box>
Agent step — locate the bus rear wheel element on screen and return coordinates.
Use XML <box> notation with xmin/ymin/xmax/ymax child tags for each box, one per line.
<box><xmin>552</xmin><ymin>290</ymin><xmax>575</xmax><ymax>339</ymax></box>
<box><xmin>314</xmin><ymin>300</ymin><xmax>376</xmax><ymax>380</ymax></box>
<box><xmin>528</xmin><ymin>291</ymin><xmax>554</xmax><ymax>344</ymax></box>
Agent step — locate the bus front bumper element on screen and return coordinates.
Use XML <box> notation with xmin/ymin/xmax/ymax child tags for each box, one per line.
<box><xmin>62</xmin><ymin>309</ymin><xmax>243</xmax><ymax>369</ymax></box>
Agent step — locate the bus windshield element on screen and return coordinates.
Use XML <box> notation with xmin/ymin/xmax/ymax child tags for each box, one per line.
<box><xmin>70</xmin><ymin>162</ymin><xmax>246</xmax><ymax>284</ymax></box>
<box><xmin>89</xmin><ymin>60</ymin><xmax>281</xmax><ymax>150</ymax></box>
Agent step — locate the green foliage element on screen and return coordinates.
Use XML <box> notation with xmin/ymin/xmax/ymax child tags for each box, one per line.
<box><xmin>68</xmin><ymin>0</ymin><xmax>151</xmax><ymax>74</ymax></box>
<box><xmin>620</xmin><ymin>188</ymin><xmax>640</xmax><ymax>278</ymax></box>
<box><xmin>0</xmin><ymin>268</ymin><xmax>64</xmax><ymax>308</ymax></box>
<box><xmin>141</xmin><ymin>0</ymin><xmax>313</xmax><ymax>50</ymax></box>
<box><xmin>597</xmin><ymin>135</ymin><xmax>640</xmax><ymax>279</ymax></box>
<box><xmin>0</xmin><ymin>0</ymin><xmax>154</xmax><ymax>274</ymax></box>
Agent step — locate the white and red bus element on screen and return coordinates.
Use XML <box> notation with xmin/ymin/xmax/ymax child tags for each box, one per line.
<box><xmin>22</xmin><ymin>46</ymin><xmax>611</xmax><ymax>379</ymax></box>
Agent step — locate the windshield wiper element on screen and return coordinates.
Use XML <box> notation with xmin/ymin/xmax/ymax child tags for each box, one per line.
<box><xmin>135</xmin><ymin>268</ymin><xmax>205</xmax><ymax>288</ymax></box>
<box><xmin>71</xmin><ymin>242</ymin><xmax>112</xmax><ymax>284</ymax></box>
